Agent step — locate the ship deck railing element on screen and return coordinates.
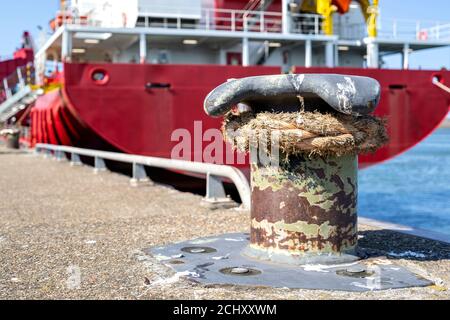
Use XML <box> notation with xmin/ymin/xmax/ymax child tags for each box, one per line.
<box><xmin>376</xmin><ymin>18</ymin><xmax>450</xmax><ymax>42</ymax></box>
<box><xmin>0</xmin><ymin>66</ymin><xmax>33</xmax><ymax>105</ymax></box>
<box><xmin>58</xmin><ymin>7</ymin><xmax>326</xmax><ymax>37</ymax></box>
<box><xmin>55</xmin><ymin>6</ymin><xmax>450</xmax><ymax>43</ymax></box>
<box><xmin>0</xmin><ymin>66</ymin><xmax>36</xmax><ymax>123</ymax></box>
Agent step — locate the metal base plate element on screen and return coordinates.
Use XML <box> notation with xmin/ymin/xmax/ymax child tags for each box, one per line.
<box><xmin>145</xmin><ymin>233</ymin><xmax>432</xmax><ymax>292</ymax></box>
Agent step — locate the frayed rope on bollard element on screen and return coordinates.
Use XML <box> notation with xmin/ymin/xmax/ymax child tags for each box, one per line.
<box><xmin>223</xmin><ymin>111</ymin><xmax>389</xmax><ymax>158</ymax></box>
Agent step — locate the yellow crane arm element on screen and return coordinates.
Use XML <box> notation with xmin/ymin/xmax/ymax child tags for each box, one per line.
<box><xmin>352</xmin><ymin>0</ymin><xmax>380</xmax><ymax>38</ymax></box>
<box><xmin>317</xmin><ymin>0</ymin><xmax>337</xmax><ymax>35</ymax></box>
<box><xmin>299</xmin><ymin>0</ymin><xmax>379</xmax><ymax>37</ymax></box>
<box><xmin>357</xmin><ymin>0</ymin><xmax>371</xmax><ymax>21</ymax></box>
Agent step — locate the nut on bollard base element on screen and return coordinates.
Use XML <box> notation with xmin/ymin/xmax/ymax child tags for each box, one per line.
<box><xmin>146</xmin><ymin>233</ymin><xmax>433</xmax><ymax>292</ymax></box>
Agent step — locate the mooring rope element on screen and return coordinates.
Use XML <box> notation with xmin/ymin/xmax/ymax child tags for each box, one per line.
<box><xmin>433</xmin><ymin>78</ymin><xmax>450</xmax><ymax>94</ymax></box>
<box><xmin>222</xmin><ymin>111</ymin><xmax>389</xmax><ymax>158</ymax></box>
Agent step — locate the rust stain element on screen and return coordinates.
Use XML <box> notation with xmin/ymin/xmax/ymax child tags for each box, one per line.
<box><xmin>250</xmin><ymin>154</ymin><xmax>358</xmax><ymax>255</ymax></box>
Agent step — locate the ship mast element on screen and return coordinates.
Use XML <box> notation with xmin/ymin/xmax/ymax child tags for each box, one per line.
<box><xmin>60</xmin><ymin>0</ymin><xmax>66</xmax><ymax>12</ymax></box>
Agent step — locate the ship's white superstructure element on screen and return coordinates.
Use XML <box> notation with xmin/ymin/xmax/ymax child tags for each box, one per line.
<box><xmin>35</xmin><ymin>0</ymin><xmax>450</xmax><ymax>84</ymax></box>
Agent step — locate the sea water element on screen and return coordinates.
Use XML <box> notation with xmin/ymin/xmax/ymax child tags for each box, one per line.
<box><xmin>359</xmin><ymin>128</ymin><xmax>450</xmax><ymax>235</ymax></box>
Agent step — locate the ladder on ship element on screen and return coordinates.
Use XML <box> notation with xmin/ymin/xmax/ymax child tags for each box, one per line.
<box><xmin>242</xmin><ymin>0</ymin><xmax>276</xmax><ymax>30</ymax></box>
<box><xmin>242</xmin><ymin>0</ymin><xmax>279</xmax><ymax>65</ymax></box>
<box><xmin>0</xmin><ymin>67</ymin><xmax>37</xmax><ymax>123</ymax></box>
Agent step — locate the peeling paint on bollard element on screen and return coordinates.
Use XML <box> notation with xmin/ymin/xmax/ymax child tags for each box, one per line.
<box><xmin>244</xmin><ymin>154</ymin><xmax>359</xmax><ymax>265</ymax></box>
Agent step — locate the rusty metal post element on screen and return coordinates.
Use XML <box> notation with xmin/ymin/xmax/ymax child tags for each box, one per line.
<box><xmin>203</xmin><ymin>74</ymin><xmax>384</xmax><ymax>265</ymax></box>
<box><xmin>243</xmin><ymin>154</ymin><xmax>358</xmax><ymax>265</ymax></box>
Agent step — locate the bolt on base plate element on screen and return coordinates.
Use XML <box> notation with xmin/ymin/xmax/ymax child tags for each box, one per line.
<box><xmin>144</xmin><ymin>233</ymin><xmax>432</xmax><ymax>292</ymax></box>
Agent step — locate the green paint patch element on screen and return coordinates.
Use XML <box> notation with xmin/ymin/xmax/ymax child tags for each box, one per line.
<box><xmin>252</xmin><ymin>155</ymin><xmax>357</xmax><ymax>212</ymax></box>
<box><xmin>273</xmin><ymin>219</ymin><xmax>336</xmax><ymax>239</ymax></box>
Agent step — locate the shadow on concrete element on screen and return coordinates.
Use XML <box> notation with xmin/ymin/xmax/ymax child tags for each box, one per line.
<box><xmin>69</xmin><ymin>154</ymin><xmax>243</xmax><ymax>203</ymax></box>
<box><xmin>0</xmin><ymin>149</ymin><xmax>28</xmax><ymax>155</ymax></box>
<box><xmin>358</xmin><ymin>229</ymin><xmax>450</xmax><ymax>261</ymax></box>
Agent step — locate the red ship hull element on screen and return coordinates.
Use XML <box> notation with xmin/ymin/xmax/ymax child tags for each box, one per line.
<box><xmin>30</xmin><ymin>63</ymin><xmax>450</xmax><ymax>169</ymax></box>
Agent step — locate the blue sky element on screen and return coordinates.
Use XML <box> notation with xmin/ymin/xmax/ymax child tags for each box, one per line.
<box><xmin>0</xmin><ymin>0</ymin><xmax>449</xmax><ymax>69</ymax></box>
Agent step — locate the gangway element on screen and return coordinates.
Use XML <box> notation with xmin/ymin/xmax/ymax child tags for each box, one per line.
<box><xmin>0</xmin><ymin>67</ymin><xmax>37</xmax><ymax>123</ymax></box>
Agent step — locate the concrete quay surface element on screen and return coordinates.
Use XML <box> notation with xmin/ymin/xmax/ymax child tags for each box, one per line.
<box><xmin>0</xmin><ymin>146</ymin><xmax>449</xmax><ymax>300</ymax></box>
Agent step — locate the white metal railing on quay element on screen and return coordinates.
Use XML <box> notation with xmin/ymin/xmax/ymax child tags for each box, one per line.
<box><xmin>34</xmin><ymin>143</ymin><xmax>251</xmax><ymax>210</ymax></box>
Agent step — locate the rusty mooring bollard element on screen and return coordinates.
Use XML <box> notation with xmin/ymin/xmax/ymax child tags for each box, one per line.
<box><xmin>149</xmin><ymin>74</ymin><xmax>429</xmax><ymax>291</ymax></box>
<box><xmin>204</xmin><ymin>74</ymin><xmax>388</xmax><ymax>265</ymax></box>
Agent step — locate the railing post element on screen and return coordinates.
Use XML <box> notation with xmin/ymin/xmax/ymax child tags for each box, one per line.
<box><xmin>281</xmin><ymin>0</ymin><xmax>290</xmax><ymax>34</ymax></box>
<box><xmin>43</xmin><ymin>149</ymin><xmax>52</xmax><ymax>159</ymax></box>
<box><xmin>3</xmin><ymin>78</ymin><xmax>11</xmax><ymax>99</ymax></box>
<box><xmin>94</xmin><ymin>156</ymin><xmax>107</xmax><ymax>174</ymax></box>
<box><xmin>201</xmin><ymin>173</ymin><xmax>236</xmax><ymax>209</ymax></box>
<box><xmin>34</xmin><ymin>146</ymin><xmax>41</xmax><ymax>155</ymax></box>
<box><xmin>260</xmin><ymin>12</ymin><xmax>264</xmax><ymax>32</ymax></box>
<box><xmin>130</xmin><ymin>163</ymin><xmax>151</xmax><ymax>186</ymax></box>
<box><xmin>367</xmin><ymin>41</ymin><xmax>379</xmax><ymax>69</ymax></box>
<box><xmin>70</xmin><ymin>153</ymin><xmax>82</xmax><ymax>166</ymax></box>
<box><xmin>436</xmin><ymin>22</ymin><xmax>440</xmax><ymax>40</ymax></box>
<box><xmin>402</xmin><ymin>43</ymin><xmax>410</xmax><ymax>70</ymax></box>
<box><xmin>305</xmin><ymin>39</ymin><xmax>312</xmax><ymax>68</ymax></box>
<box><xmin>393</xmin><ymin>20</ymin><xmax>397</xmax><ymax>38</ymax></box>
<box><xmin>314</xmin><ymin>15</ymin><xmax>319</xmax><ymax>35</ymax></box>
<box><xmin>242</xmin><ymin>36</ymin><xmax>249</xmax><ymax>66</ymax></box>
<box><xmin>325</xmin><ymin>41</ymin><xmax>335</xmax><ymax>68</ymax></box>
<box><xmin>231</xmin><ymin>11</ymin><xmax>236</xmax><ymax>32</ymax></box>
<box><xmin>17</xmin><ymin>68</ymin><xmax>25</xmax><ymax>88</ymax></box>
<box><xmin>55</xmin><ymin>150</ymin><xmax>66</xmax><ymax>162</ymax></box>
<box><xmin>416</xmin><ymin>21</ymin><xmax>421</xmax><ymax>39</ymax></box>
<box><xmin>61</xmin><ymin>29</ymin><xmax>72</xmax><ymax>63</ymax></box>
<box><xmin>205</xmin><ymin>9</ymin><xmax>210</xmax><ymax>30</ymax></box>
<box><xmin>139</xmin><ymin>33</ymin><xmax>147</xmax><ymax>64</ymax></box>
<box><xmin>205</xmin><ymin>173</ymin><xmax>225</xmax><ymax>198</ymax></box>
